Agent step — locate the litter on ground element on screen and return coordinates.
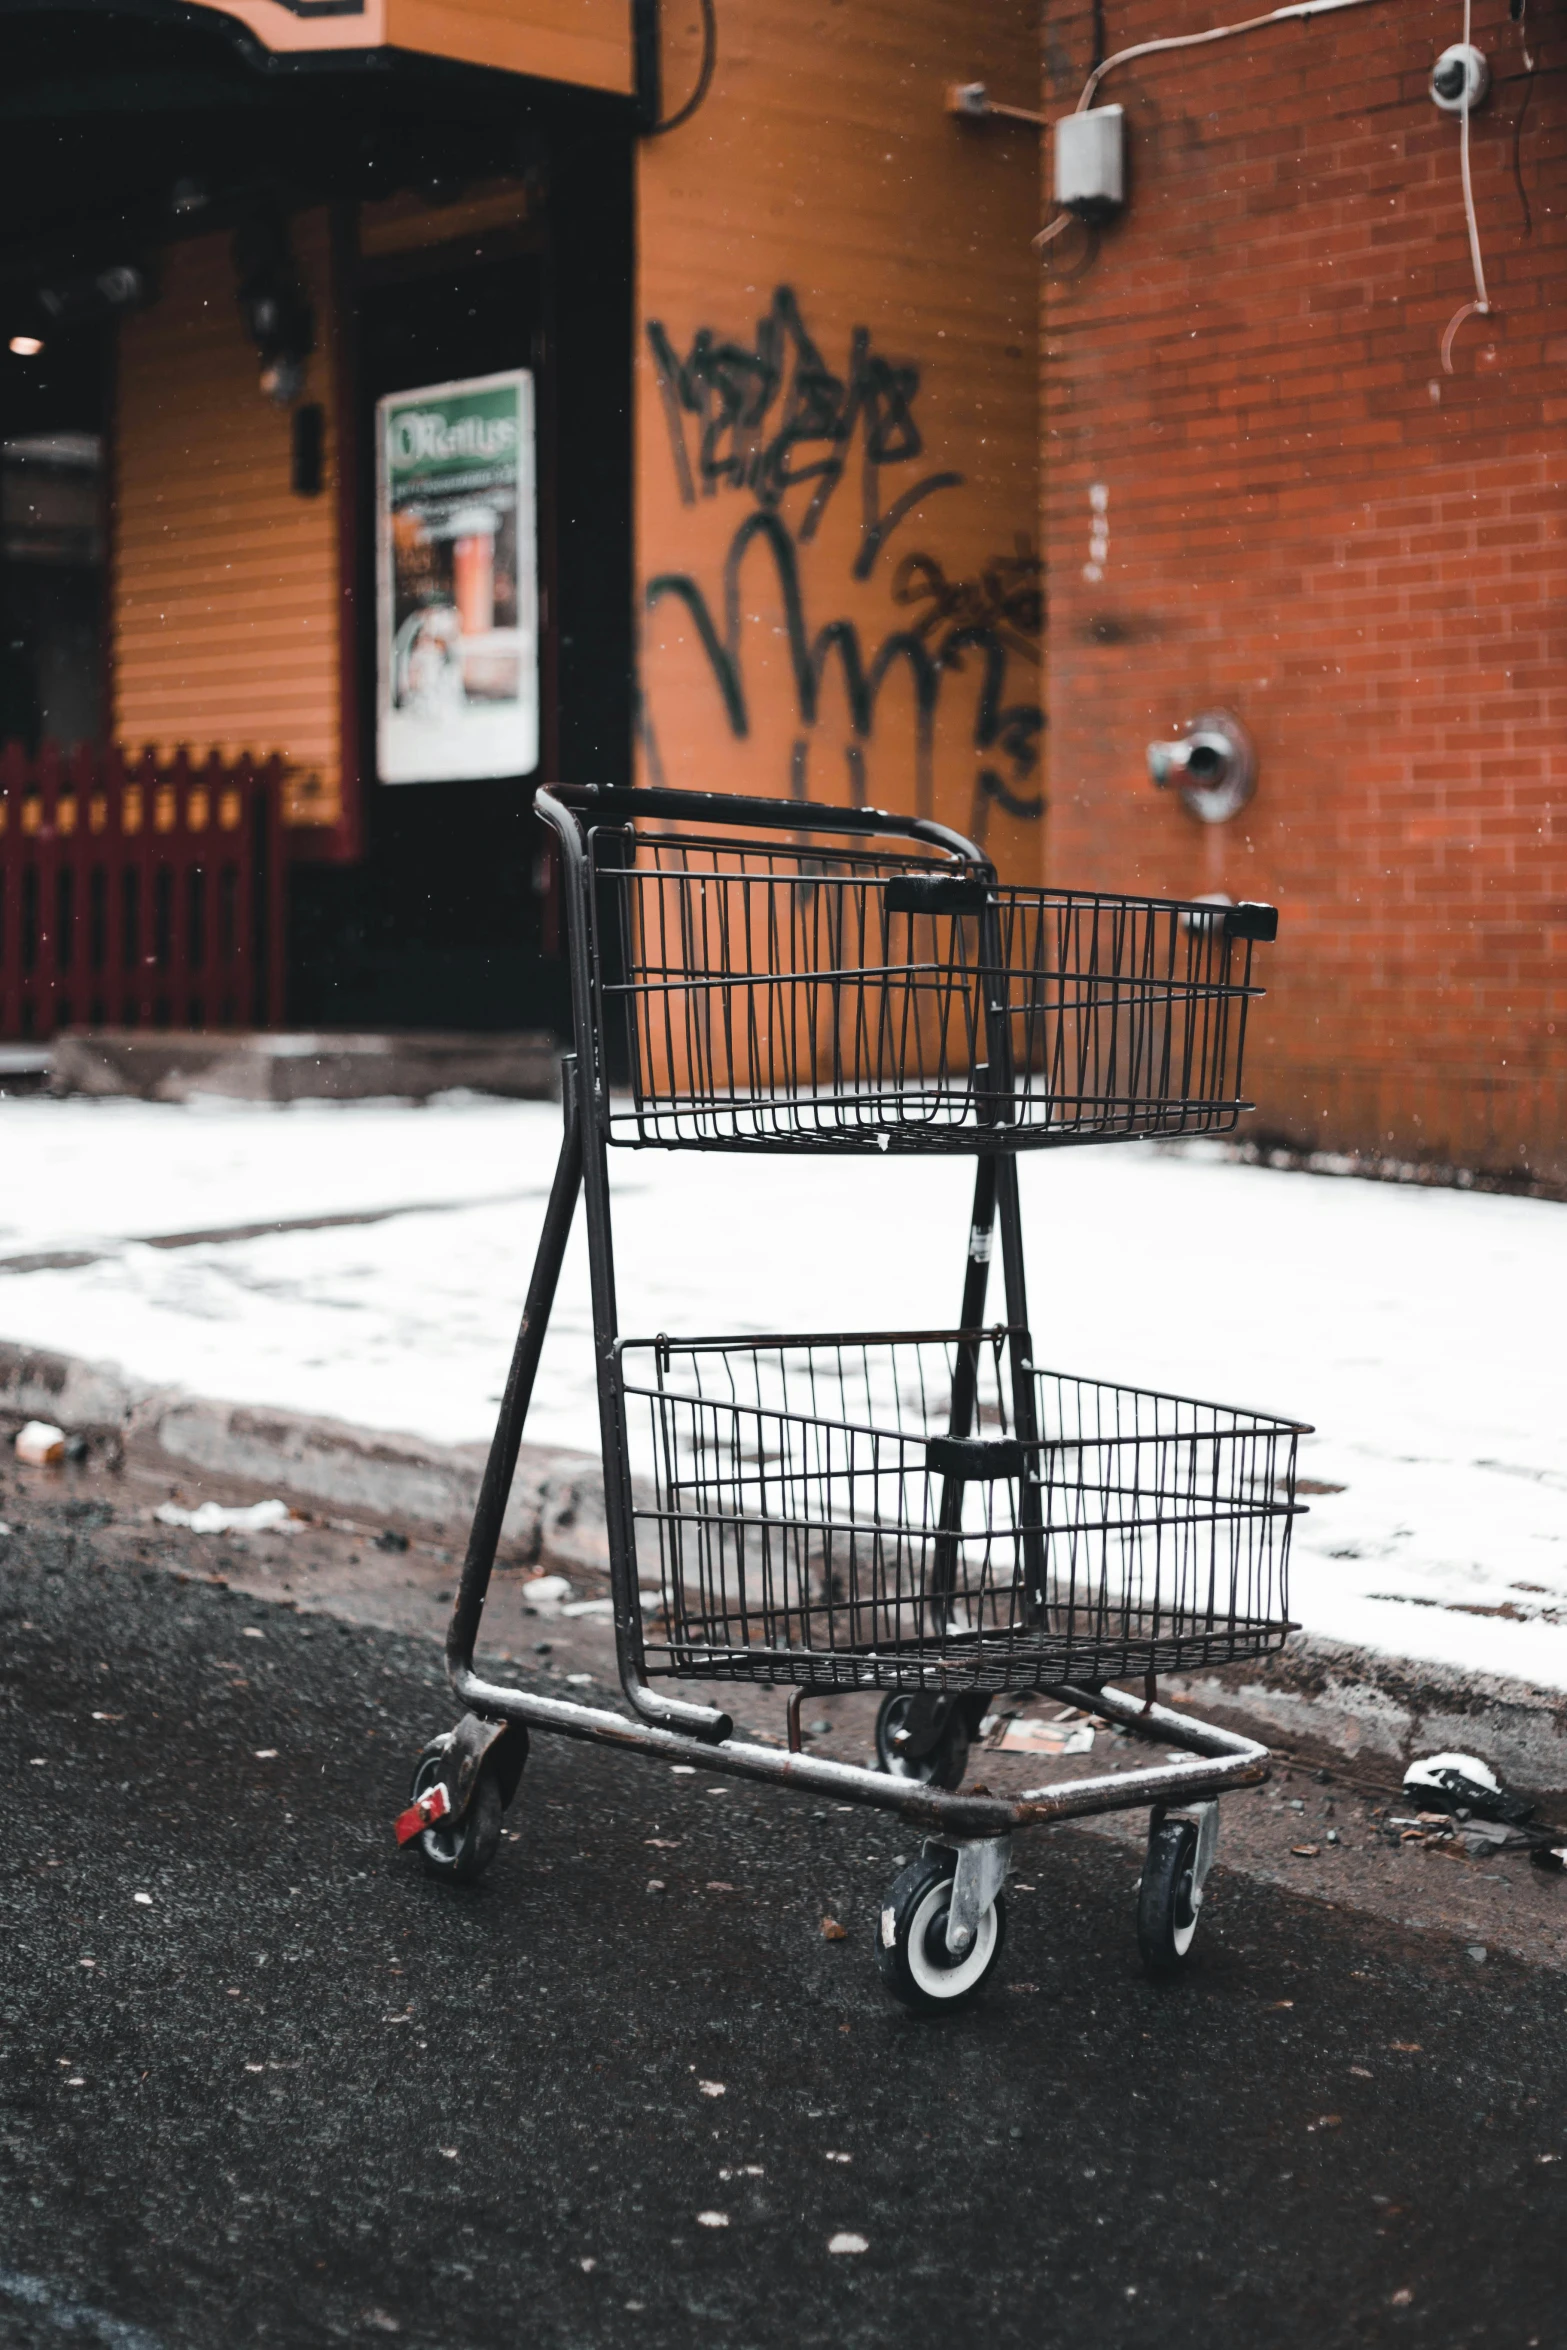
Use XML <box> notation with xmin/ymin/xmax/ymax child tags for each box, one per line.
<box><xmin>14</xmin><ymin>1421</ymin><xmax>67</xmax><ymax>1466</ymax></box>
<box><xmin>982</xmin><ymin>1713</ymin><xmax>1096</xmax><ymax>1756</ymax></box>
<box><xmin>153</xmin><ymin>1498</ymin><xmax>297</xmax><ymax>1535</ymax></box>
<box><xmin>1</xmin><ymin>1094</ymin><xmax>1563</xmax><ymax>1689</ymax></box>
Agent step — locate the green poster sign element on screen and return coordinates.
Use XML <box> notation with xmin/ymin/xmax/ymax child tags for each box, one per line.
<box><xmin>375</xmin><ymin>370</ymin><xmax>537</xmax><ymax>786</ymax></box>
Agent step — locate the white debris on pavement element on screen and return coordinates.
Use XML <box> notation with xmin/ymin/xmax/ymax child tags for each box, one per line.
<box><xmin>154</xmin><ymin>1498</ymin><xmax>297</xmax><ymax>1535</ymax></box>
<box><xmin>521</xmin><ymin>1574</ymin><xmax>572</xmax><ymax>1600</ymax></box>
<box><xmin>14</xmin><ymin>1421</ymin><xmax>66</xmax><ymax>1465</ymax></box>
<box><xmin>0</xmin><ymin>1093</ymin><xmax>1564</xmax><ymax>1688</ymax></box>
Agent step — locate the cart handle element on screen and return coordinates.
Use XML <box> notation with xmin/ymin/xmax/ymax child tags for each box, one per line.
<box><xmin>544</xmin><ymin>786</ymin><xmax>1281</xmax><ymax>943</ymax></box>
<box><xmin>543</xmin><ymin>781</ymin><xmax>992</xmax><ymax>871</ymax></box>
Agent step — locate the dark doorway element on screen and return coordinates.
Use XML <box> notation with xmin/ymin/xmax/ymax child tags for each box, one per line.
<box><xmin>0</xmin><ymin>326</ymin><xmax>109</xmax><ymax>754</ymax></box>
<box><xmin>288</xmin><ymin>127</ymin><xmax>633</xmax><ymax>1035</ymax></box>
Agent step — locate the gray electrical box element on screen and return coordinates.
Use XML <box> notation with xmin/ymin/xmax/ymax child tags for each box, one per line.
<box><xmin>1053</xmin><ymin>105</ymin><xmax>1125</xmax><ymax>221</ymax></box>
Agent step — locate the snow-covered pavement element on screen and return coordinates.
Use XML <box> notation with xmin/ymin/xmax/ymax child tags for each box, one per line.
<box><xmin>1</xmin><ymin>1092</ymin><xmax>1563</xmax><ymax>1690</ymax></box>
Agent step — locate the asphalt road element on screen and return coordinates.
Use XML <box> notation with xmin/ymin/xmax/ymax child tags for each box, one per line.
<box><xmin>2</xmin><ymin>1495</ymin><xmax>1563</xmax><ymax>2349</ymax></box>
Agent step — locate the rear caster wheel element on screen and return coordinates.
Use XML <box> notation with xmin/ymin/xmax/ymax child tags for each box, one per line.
<box><xmin>874</xmin><ymin>1694</ymin><xmax>972</xmax><ymax>1791</ymax></box>
<box><xmin>1138</xmin><ymin>1816</ymin><xmax>1201</xmax><ymax>1976</ymax></box>
<box><xmin>876</xmin><ymin>1854</ymin><xmax>1006</xmax><ymax>2014</ymax></box>
<box><xmin>409</xmin><ymin>1741</ymin><xmax>504</xmax><ymax>1884</ymax></box>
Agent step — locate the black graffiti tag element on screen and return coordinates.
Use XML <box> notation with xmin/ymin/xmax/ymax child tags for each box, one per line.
<box><xmin>643</xmin><ymin>287</ymin><xmax>1043</xmax><ymax>837</ymax></box>
<box><xmin>890</xmin><ymin>543</ymin><xmax>1043</xmax><ymax>669</ymax></box>
<box><xmin>646</xmin><ymin>286</ymin><xmax>961</xmax><ymax>577</ymax></box>
<box><xmin>644</xmin><ymin>511</ymin><xmax>1044</xmax><ymax>835</ymax></box>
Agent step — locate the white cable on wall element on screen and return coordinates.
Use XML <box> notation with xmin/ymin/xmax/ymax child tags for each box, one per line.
<box><xmin>1038</xmin><ymin>0</ymin><xmax>1500</xmax><ymax>371</ymax></box>
<box><xmin>1441</xmin><ymin>0</ymin><xmax>1493</xmax><ymax>371</ymax></box>
<box><xmin>1075</xmin><ymin>0</ymin><xmax>1389</xmax><ymax>113</ymax></box>
<box><xmin>1031</xmin><ymin>0</ymin><xmax>1395</xmax><ymax>246</ymax></box>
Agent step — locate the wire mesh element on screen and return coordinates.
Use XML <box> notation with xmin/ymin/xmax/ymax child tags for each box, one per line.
<box><xmin>584</xmin><ymin>817</ymin><xmax>1266</xmax><ymax>1152</ymax></box>
<box><xmin>618</xmin><ymin>1329</ymin><xmax>1304</xmax><ymax>1692</ymax></box>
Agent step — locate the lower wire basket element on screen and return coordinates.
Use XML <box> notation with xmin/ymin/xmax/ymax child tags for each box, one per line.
<box><xmin>616</xmin><ymin>1329</ymin><xmax>1307</xmax><ymax>1693</ymax></box>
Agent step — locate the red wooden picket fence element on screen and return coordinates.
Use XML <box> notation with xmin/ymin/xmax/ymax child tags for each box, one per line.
<box><xmin>0</xmin><ymin>744</ymin><xmax>286</xmax><ymax>1042</ymax></box>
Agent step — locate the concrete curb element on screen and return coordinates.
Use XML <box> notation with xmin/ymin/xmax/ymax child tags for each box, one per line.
<box><xmin>0</xmin><ymin>1337</ymin><xmax>608</xmax><ymax>1578</ymax></box>
<box><xmin>1168</xmin><ymin>1645</ymin><xmax>1567</xmax><ymax>1806</ymax></box>
<box><xmin>4</xmin><ymin>1336</ymin><xmax>1564</xmax><ymax>1797</ymax></box>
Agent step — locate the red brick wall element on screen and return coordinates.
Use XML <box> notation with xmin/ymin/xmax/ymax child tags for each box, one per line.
<box><xmin>1042</xmin><ymin>0</ymin><xmax>1566</xmax><ymax>1181</ymax></box>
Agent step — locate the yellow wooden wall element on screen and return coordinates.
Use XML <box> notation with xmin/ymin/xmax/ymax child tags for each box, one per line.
<box><xmin>385</xmin><ymin>0</ymin><xmax>632</xmax><ymax>90</ymax></box>
<box><xmin>112</xmin><ymin>213</ymin><xmax>343</xmax><ymax>830</ymax></box>
<box><xmin>635</xmin><ymin>0</ymin><xmax>1043</xmax><ymax>872</ymax></box>
<box><xmin>193</xmin><ymin>0</ymin><xmax>632</xmax><ymax>92</ymax></box>
<box><xmin>112</xmin><ymin>4</ymin><xmax>1042</xmax><ymax>857</ymax></box>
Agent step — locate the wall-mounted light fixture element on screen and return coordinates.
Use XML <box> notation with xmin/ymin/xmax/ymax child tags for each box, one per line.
<box><xmin>233</xmin><ymin>209</ymin><xmax>315</xmax><ymax>407</ymax></box>
<box><xmin>37</xmin><ymin>264</ymin><xmax>148</xmax><ymax>328</ymax></box>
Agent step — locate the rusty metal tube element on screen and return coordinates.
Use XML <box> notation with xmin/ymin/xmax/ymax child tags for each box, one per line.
<box><xmin>443</xmin><ymin>1668</ymin><xmax>1270</xmax><ymax>1837</ymax></box>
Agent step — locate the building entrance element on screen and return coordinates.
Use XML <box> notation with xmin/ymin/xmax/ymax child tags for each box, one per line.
<box><xmin>288</xmin><ymin>139</ymin><xmax>633</xmax><ymax>1036</ymax></box>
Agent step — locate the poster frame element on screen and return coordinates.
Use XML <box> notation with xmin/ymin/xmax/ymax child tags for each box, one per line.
<box><xmin>374</xmin><ymin>364</ymin><xmax>539</xmax><ymax>788</ymax></box>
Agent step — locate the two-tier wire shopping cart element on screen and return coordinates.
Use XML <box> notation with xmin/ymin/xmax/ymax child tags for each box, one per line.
<box><xmin>395</xmin><ymin>784</ymin><xmax>1309</xmax><ymax>2011</ymax></box>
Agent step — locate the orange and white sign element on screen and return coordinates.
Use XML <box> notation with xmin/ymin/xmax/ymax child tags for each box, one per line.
<box><xmin>181</xmin><ymin>0</ymin><xmax>632</xmax><ymax>91</ymax></box>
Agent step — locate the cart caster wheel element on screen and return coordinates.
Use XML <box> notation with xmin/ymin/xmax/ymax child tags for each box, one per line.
<box><xmin>874</xmin><ymin>1694</ymin><xmax>971</xmax><ymax>1791</ymax></box>
<box><xmin>1138</xmin><ymin>1816</ymin><xmax>1201</xmax><ymax>1976</ymax></box>
<box><xmin>876</xmin><ymin>1854</ymin><xmax>1007</xmax><ymax>2014</ymax></box>
<box><xmin>409</xmin><ymin>1742</ymin><xmax>503</xmax><ymax>1885</ymax></box>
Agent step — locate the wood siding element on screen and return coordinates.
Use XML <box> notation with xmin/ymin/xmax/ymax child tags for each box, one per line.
<box><xmin>112</xmin><ymin>215</ymin><xmax>344</xmax><ymax>831</ymax></box>
<box><xmin>635</xmin><ymin>0</ymin><xmax>1043</xmax><ymax>874</ymax></box>
<box><xmin>385</xmin><ymin>0</ymin><xmax>632</xmax><ymax>93</ymax></box>
<box><xmin>190</xmin><ymin>0</ymin><xmax>632</xmax><ymax>94</ymax></box>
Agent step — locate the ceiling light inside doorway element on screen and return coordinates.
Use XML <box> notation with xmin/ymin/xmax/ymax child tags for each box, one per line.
<box><xmin>8</xmin><ymin>335</ymin><xmax>43</xmax><ymax>356</ymax></box>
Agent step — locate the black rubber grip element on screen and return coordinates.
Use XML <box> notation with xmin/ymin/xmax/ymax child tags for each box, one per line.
<box><xmin>926</xmin><ymin>1435</ymin><xmax>1027</xmax><ymax>1482</ymax></box>
<box><xmin>1223</xmin><ymin>902</ymin><xmax>1279</xmax><ymax>943</ymax></box>
<box><xmin>885</xmin><ymin>875</ymin><xmax>991</xmax><ymax>916</ymax></box>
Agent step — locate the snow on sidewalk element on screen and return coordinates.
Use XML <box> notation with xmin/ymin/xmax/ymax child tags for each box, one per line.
<box><xmin>1</xmin><ymin>1092</ymin><xmax>1564</xmax><ymax>1691</ymax></box>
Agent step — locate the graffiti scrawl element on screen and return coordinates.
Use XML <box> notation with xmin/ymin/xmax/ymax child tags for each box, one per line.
<box><xmin>641</xmin><ymin>286</ymin><xmax>1044</xmax><ymax>843</ymax></box>
<box><xmin>646</xmin><ymin>284</ymin><xmax>963</xmax><ymax>580</ymax></box>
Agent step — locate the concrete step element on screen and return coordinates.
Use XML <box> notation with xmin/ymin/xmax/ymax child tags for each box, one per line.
<box><xmin>49</xmin><ymin>1026</ymin><xmax>559</xmax><ymax>1104</ymax></box>
<box><xmin>0</xmin><ymin>1046</ymin><xmax>51</xmax><ymax>1096</ymax></box>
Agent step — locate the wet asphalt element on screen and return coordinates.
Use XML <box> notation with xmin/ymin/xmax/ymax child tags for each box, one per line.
<box><xmin>2</xmin><ymin>1501</ymin><xmax>1564</xmax><ymax>2350</ymax></box>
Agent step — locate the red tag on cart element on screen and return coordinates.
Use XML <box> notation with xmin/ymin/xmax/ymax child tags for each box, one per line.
<box><xmin>393</xmin><ymin>1781</ymin><xmax>451</xmax><ymax>1845</ymax></box>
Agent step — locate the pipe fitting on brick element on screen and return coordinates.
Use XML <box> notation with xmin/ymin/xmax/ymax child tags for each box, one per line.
<box><xmin>1147</xmin><ymin>712</ymin><xmax>1256</xmax><ymax>825</ymax></box>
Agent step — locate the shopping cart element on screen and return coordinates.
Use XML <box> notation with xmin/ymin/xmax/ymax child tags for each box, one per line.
<box><xmin>396</xmin><ymin>785</ymin><xmax>1308</xmax><ymax>2010</ymax></box>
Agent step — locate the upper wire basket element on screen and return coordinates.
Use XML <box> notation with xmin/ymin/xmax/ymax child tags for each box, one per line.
<box><xmin>583</xmin><ymin>814</ymin><xmax>1277</xmax><ymax>1153</ymax></box>
<box><xmin>618</xmin><ymin>1330</ymin><xmax>1305</xmax><ymax>1693</ymax></box>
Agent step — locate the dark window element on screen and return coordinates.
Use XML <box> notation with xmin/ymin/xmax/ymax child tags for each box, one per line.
<box><xmin>0</xmin><ymin>327</ymin><xmax>109</xmax><ymax>752</ymax></box>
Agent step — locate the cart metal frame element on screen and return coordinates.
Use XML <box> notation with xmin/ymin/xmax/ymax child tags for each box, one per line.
<box><xmin>405</xmin><ymin>784</ymin><xmax>1305</xmax><ymax>1991</ymax></box>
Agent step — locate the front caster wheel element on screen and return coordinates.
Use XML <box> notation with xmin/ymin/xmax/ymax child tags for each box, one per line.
<box><xmin>1138</xmin><ymin>1817</ymin><xmax>1201</xmax><ymax>1976</ymax></box>
<box><xmin>409</xmin><ymin>1742</ymin><xmax>504</xmax><ymax>1884</ymax></box>
<box><xmin>876</xmin><ymin>1854</ymin><xmax>1007</xmax><ymax>2014</ymax></box>
<box><xmin>874</xmin><ymin>1694</ymin><xmax>972</xmax><ymax>1791</ymax></box>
